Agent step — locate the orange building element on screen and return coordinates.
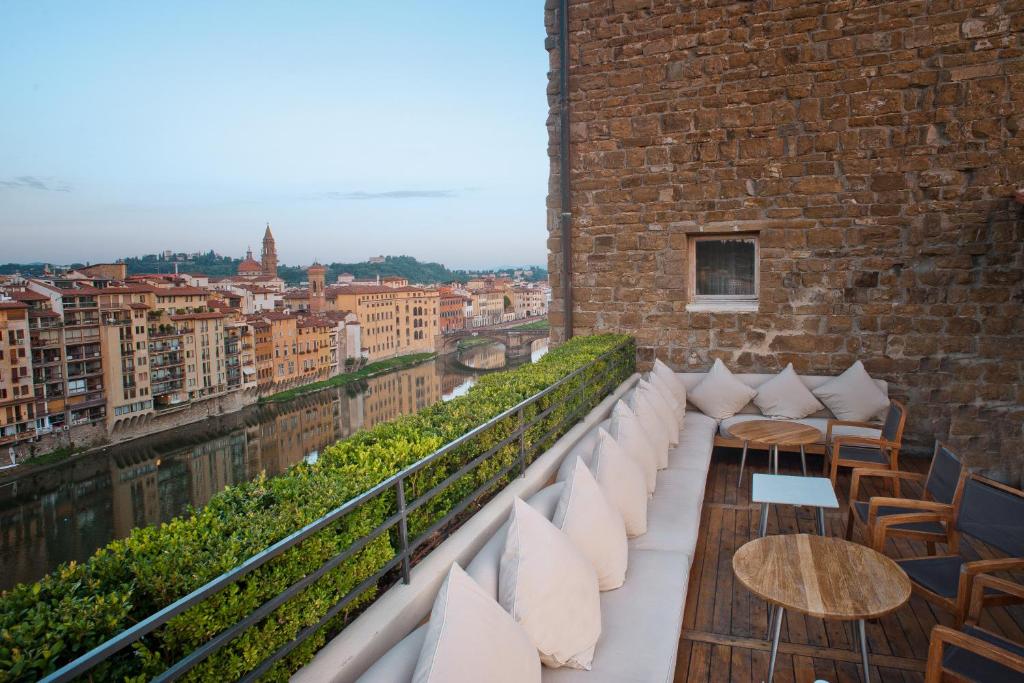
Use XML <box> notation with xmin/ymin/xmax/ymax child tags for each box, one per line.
<box><xmin>439</xmin><ymin>288</ymin><xmax>467</xmax><ymax>333</ymax></box>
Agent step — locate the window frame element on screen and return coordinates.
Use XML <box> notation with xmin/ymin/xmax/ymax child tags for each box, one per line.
<box><xmin>688</xmin><ymin>233</ymin><xmax>760</xmax><ymax>306</ymax></box>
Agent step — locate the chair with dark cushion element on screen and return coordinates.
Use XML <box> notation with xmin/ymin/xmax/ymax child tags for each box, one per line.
<box><xmin>825</xmin><ymin>399</ymin><xmax>908</xmax><ymax>496</ymax></box>
<box><xmin>845</xmin><ymin>442</ymin><xmax>966</xmax><ymax>554</ymax></box>
<box><xmin>892</xmin><ymin>474</ymin><xmax>1024</xmax><ymax>625</ymax></box>
<box><xmin>925</xmin><ymin>574</ymin><xmax>1024</xmax><ymax>682</ymax></box>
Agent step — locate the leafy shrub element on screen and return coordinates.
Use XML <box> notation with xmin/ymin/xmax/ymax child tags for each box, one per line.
<box><xmin>0</xmin><ymin>334</ymin><xmax>634</xmax><ymax>682</ymax></box>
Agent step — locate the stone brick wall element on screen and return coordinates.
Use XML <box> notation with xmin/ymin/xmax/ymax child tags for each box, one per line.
<box><xmin>545</xmin><ymin>0</ymin><xmax>1023</xmax><ymax>480</ymax></box>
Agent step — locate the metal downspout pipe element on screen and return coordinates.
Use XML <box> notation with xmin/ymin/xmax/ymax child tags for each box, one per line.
<box><xmin>558</xmin><ymin>0</ymin><xmax>574</xmax><ymax>340</ymax></box>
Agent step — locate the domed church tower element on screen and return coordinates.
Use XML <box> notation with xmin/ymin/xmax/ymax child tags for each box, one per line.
<box><xmin>261</xmin><ymin>223</ymin><xmax>278</xmax><ymax>278</ymax></box>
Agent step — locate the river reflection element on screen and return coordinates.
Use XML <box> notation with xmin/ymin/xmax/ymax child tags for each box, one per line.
<box><xmin>0</xmin><ymin>340</ymin><xmax>547</xmax><ymax>590</ymax></box>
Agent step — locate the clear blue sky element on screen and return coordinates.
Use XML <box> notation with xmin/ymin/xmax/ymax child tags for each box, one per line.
<box><xmin>0</xmin><ymin>2</ymin><xmax>550</xmax><ymax>269</ymax></box>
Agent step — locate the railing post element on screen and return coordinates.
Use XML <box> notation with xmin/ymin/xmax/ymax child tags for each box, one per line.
<box><xmin>518</xmin><ymin>406</ymin><xmax>527</xmax><ymax>477</ymax></box>
<box><xmin>396</xmin><ymin>478</ymin><xmax>411</xmax><ymax>585</ymax></box>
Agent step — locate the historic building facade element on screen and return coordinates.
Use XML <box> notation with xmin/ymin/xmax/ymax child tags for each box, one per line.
<box><xmin>545</xmin><ymin>1</ymin><xmax>1023</xmax><ymax>479</ymax></box>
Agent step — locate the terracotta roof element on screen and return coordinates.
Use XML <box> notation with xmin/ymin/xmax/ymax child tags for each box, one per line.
<box><xmin>154</xmin><ymin>286</ymin><xmax>209</xmax><ymax>296</ymax></box>
<box><xmin>99</xmin><ymin>285</ymin><xmax>157</xmax><ymax>294</ymax></box>
<box><xmin>283</xmin><ymin>289</ymin><xmax>310</xmax><ymax>299</ymax></box>
<box><xmin>0</xmin><ymin>301</ymin><xmax>29</xmax><ymax>310</ymax></box>
<box><xmin>128</xmin><ymin>303</ymin><xmax>150</xmax><ymax>310</ymax></box>
<box><xmin>7</xmin><ymin>290</ymin><xmax>49</xmax><ymax>302</ymax></box>
<box><xmin>169</xmin><ymin>311</ymin><xmax>225</xmax><ymax>321</ymax></box>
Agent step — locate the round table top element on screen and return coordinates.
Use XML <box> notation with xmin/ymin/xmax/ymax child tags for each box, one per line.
<box><xmin>732</xmin><ymin>534</ymin><xmax>911</xmax><ymax>620</ymax></box>
<box><xmin>729</xmin><ymin>419</ymin><xmax>822</xmax><ymax>446</ymax></box>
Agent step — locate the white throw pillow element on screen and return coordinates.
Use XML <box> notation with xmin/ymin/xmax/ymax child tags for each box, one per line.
<box><xmin>592</xmin><ymin>428</ymin><xmax>648</xmax><ymax>537</ymax></box>
<box><xmin>639</xmin><ymin>379</ymin><xmax>680</xmax><ymax>446</ymax></box>
<box><xmin>610</xmin><ymin>400</ymin><xmax>659</xmax><ymax>493</ymax></box>
<box><xmin>499</xmin><ymin>498</ymin><xmax>602</xmax><ymax>670</ymax></box>
<box><xmin>649</xmin><ymin>371</ymin><xmax>684</xmax><ymax>428</ymax></box>
<box><xmin>554</xmin><ymin>457</ymin><xmax>628</xmax><ymax>591</ymax></box>
<box><xmin>687</xmin><ymin>358</ymin><xmax>758</xmax><ymax>420</ymax></box>
<box><xmin>753</xmin><ymin>363</ymin><xmax>825</xmax><ymax>419</ymax></box>
<box><xmin>627</xmin><ymin>387</ymin><xmax>670</xmax><ymax>467</ymax></box>
<box><xmin>812</xmin><ymin>360</ymin><xmax>890</xmax><ymax>422</ymax></box>
<box><xmin>414</xmin><ymin>564</ymin><xmax>541</xmax><ymax>683</ymax></box>
<box><xmin>653</xmin><ymin>358</ymin><xmax>687</xmax><ymax>420</ymax></box>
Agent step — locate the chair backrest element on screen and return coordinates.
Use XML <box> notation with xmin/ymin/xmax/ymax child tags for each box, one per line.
<box><xmin>924</xmin><ymin>442</ymin><xmax>964</xmax><ymax>505</ymax></box>
<box><xmin>881</xmin><ymin>399</ymin><xmax>907</xmax><ymax>444</ymax></box>
<box><xmin>956</xmin><ymin>475</ymin><xmax>1024</xmax><ymax>557</ymax></box>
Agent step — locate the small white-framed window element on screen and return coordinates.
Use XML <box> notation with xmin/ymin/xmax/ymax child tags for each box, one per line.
<box><xmin>688</xmin><ymin>234</ymin><xmax>759</xmax><ymax>308</ymax></box>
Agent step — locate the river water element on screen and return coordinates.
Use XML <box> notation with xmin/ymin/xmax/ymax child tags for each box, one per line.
<box><xmin>0</xmin><ymin>340</ymin><xmax>548</xmax><ymax>591</ymax></box>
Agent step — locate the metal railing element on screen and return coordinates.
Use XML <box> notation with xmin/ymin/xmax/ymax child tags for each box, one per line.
<box><xmin>41</xmin><ymin>339</ymin><xmax>633</xmax><ymax>683</ymax></box>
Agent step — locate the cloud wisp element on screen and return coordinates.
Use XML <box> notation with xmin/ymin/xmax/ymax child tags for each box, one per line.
<box><xmin>320</xmin><ymin>189</ymin><xmax>456</xmax><ymax>200</ymax></box>
<box><xmin>0</xmin><ymin>176</ymin><xmax>71</xmax><ymax>192</ymax></box>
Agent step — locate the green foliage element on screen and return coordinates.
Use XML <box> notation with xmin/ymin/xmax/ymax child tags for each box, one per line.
<box><xmin>0</xmin><ymin>334</ymin><xmax>634</xmax><ymax>682</ymax></box>
<box><xmin>259</xmin><ymin>353</ymin><xmax>436</xmax><ymax>403</ymax></box>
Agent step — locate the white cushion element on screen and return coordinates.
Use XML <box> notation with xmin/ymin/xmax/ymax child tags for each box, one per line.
<box><xmin>555</xmin><ymin>419</ymin><xmax>610</xmax><ymax>483</ymax></box>
<box><xmin>639</xmin><ymin>379</ymin><xmax>680</xmax><ymax>447</ymax></box>
<box><xmin>466</xmin><ymin>484</ymin><xmax>565</xmax><ymax>601</ymax></box>
<box><xmin>610</xmin><ymin>400</ymin><xmax>659</xmax><ymax>493</ymax></box>
<box><xmin>554</xmin><ymin>458</ymin><xmax>628</xmax><ymax>591</ymax></box>
<box><xmin>540</xmin><ymin>550</ymin><xmax>691</xmax><ymax>683</ymax></box>
<box><xmin>648</xmin><ymin>371</ymin><xmax>684</xmax><ymax>428</ymax></box>
<box><xmin>652</xmin><ymin>358</ymin><xmax>687</xmax><ymax>420</ymax></box>
<box><xmin>356</xmin><ymin>624</ymin><xmax>427</xmax><ymax>683</ymax></box>
<box><xmin>628</xmin><ymin>469</ymin><xmax>706</xmax><ymax>556</ymax></box>
<box><xmin>499</xmin><ymin>498</ymin><xmax>602</xmax><ymax>670</ymax></box>
<box><xmin>752</xmin><ymin>363</ymin><xmax>826</xmax><ymax>419</ymax></box>
<box><xmin>687</xmin><ymin>358</ymin><xmax>759</xmax><ymax>420</ymax></box>
<box><xmin>592</xmin><ymin>428</ymin><xmax>648</xmax><ymax>537</ymax></box>
<box><xmin>413</xmin><ymin>564</ymin><xmax>541</xmax><ymax>683</ymax></box>
<box><xmin>627</xmin><ymin>387</ymin><xmax>671</xmax><ymax>468</ymax></box>
<box><xmin>812</xmin><ymin>360</ymin><xmax>890</xmax><ymax>422</ymax></box>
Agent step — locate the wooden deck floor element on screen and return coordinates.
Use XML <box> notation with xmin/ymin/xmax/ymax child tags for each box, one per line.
<box><xmin>674</xmin><ymin>448</ymin><xmax>1024</xmax><ymax>683</ymax></box>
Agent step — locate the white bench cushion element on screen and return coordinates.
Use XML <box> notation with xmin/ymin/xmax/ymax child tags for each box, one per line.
<box><xmin>541</xmin><ymin>549</ymin><xmax>691</xmax><ymax>683</ymax></box>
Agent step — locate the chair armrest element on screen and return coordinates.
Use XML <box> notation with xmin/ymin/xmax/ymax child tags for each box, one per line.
<box><xmin>849</xmin><ymin>468</ymin><xmax>925</xmax><ymax>502</ymax></box>
<box><xmin>962</xmin><ymin>558</ymin><xmax>1024</xmax><ymax>576</ymax></box>
<box><xmin>925</xmin><ymin>625</ymin><xmax>1024</xmax><ymax>683</ymax></box>
<box><xmin>832</xmin><ymin>435</ymin><xmax>888</xmax><ymax>455</ymax></box>
<box><xmin>955</xmin><ymin>558</ymin><xmax>1024</xmax><ymax>622</ymax></box>
<box><xmin>825</xmin><ymin>419</ymin><xmax>880</xmax><ymax>443</ymax></box>
<box><xmin>968</xmin><ymin>574</ymin><xmax>1024</xmax><ymax>624</ymax></box>
<box><xmin>872</xmin><ymin>511</ymin><xmax>949</xmax><ymax>552</ymax></box>
<box><xmin>867</xmin><ymin>497</ymin><xmax>952</xmax><ymax>528</ymax></box>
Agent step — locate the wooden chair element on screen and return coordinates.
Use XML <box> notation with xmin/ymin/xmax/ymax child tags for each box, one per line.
<box><xmin>845</xmin><ymin>442</ymin><xmax>966</xmax><ymax>554</ymax></box>
<box><xmin>889</xmin><ymin>473</ymin><xmax>1024</xmax><ymax>626</ymax></box>
<box><xmin>925</xmin><ymin>574</ymin><xmax>1024</xmax><ymax>682</ymax></box>
<box><xmin>824</xmin><ymin>399</ymin><xmax>908</xmax><ymax>496</ymax></box>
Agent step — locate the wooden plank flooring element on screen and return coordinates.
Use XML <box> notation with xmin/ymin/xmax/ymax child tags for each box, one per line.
<box><xmin>674</xmin><ymin>448</ymin><xmax>1024</xmax><ymax>683</ymax></box>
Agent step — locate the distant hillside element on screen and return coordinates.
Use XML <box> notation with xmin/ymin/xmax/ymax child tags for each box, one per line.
<box><xmin>1</xmin><ymin>253</ymin><xmax>548</xmax><ymax>286</ymax></box>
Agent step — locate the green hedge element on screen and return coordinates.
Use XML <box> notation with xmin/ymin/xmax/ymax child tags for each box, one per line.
<box><xmin>0</xmin><ymin>334</ymin><xmax>634</xmax><ymax>683</ymax></box>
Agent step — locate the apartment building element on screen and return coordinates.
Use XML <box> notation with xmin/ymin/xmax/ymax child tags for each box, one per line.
<box><xmin>438</xmin><ymin>288</ymin><xmax>467</xmax><ymax>333</ymax></box>
<box><xmin>510</xmin><ymin>286</ymin><xmax>549</xmax><ymax>319</ymax></box>
<box><xmin>469</xmin><ymin>289</ymin><xmax>505</xmax><ymax>327</ymax></box>
<box><xmin>0</xmin><ymin>301</ymin><xmax>34</xmax><ymax>447</ymax></box>
<box><xmin>97</xmin><ymin>286</ymin><xmax>155</xmax><ymax>426</ymax></box>
<box><xmin>327</xmin><ymin>285</ymin><xmax>439</xmax><ymax>362</ymax></box>
<box><xmin>171</xmin><ymin>312</ymin><xmax>227</xmax><ymax>399</ymax></box>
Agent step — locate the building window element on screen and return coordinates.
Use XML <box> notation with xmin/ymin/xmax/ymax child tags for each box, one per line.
<box><xmin>689</xmin><ymin>234</ymin><xmax>759</xmax><ymax>307</ymax></box>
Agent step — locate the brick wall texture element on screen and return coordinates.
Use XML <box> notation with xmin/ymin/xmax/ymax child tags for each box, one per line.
<box><xmin>545</xmin><ymin>0</ymin><xmax>1024</xmax><ymax>480</ymax></box>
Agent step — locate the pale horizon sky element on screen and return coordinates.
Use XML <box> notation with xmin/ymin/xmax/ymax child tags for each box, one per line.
<box><xmin>0</xmin><ymin>2</ymin><xmax>550</xmax><ymax>270</ymax></box>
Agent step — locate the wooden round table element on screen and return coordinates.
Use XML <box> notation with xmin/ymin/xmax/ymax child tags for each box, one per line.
<box><xmin>732</xmin><ymin>534</ymin><xmax>911</xmax><ymax>683</ymax></box>
<box><xmin>729</xmin><ymin>419</ymin><xmax>822</xmax><ymax>485</ymax></box>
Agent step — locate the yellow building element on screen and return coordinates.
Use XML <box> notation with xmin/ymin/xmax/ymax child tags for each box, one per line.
<box><xmin>171</xmin><ymin>312</ymin><xmax>227</xmax><ymax>399</ymax></box>
<box><xmin>327</xmin><ymin>285</ymin><xmax>439</xmax><ymax>362</ymax></box>
<box><xmin>0</xmin><ymin>301</ymin><xmax>35</xmax><ymax>447</ymax></box>
<box><xmin>97</xmin><ymin>286</ymin><xmax>155</xmax><ymax>428</ymax></box>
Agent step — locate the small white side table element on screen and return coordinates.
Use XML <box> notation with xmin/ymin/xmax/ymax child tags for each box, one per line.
<box><xmin>752</xmin><ymin>473</ymin><xmax>839</xmax><ymax>537</ymax></box>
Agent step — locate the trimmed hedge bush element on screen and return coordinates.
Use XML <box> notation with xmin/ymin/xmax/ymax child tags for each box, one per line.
<box><xmin>0</xmin><ymin>334</ymin><xmax>634</xmax><ymax>682</ymax></box>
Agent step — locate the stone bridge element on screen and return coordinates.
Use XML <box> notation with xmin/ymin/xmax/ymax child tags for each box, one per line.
<box><xmin>440</xmin><ymin>326</ymin><xmax>550</xmax><ymax>357</ymax></box>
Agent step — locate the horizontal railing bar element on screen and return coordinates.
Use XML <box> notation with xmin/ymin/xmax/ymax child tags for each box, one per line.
<box><xmin>403</xmin><ymin>424</ymin><xmax>531</xmax><ymax>516</ymax></box>
<box><xmin>391</xmin><ymin>342</ymin><xmax>627</xmax><ymax>482</ymax></box>
<box><xmin>237</xmin><ymin>552</ymin><xmax>406</xmax><ymax>683</ymax></box>
<box><xmin>407</xmin><ymin>458</ymin><xmax>523</xmax><ymax>556</ymax></box>
<box><xmin>152</xmin><ymin>508</ymin><xmax>406</xmax><ymax>682</ymax></box>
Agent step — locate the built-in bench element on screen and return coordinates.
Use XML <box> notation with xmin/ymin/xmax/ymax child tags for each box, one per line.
<box><xmin>294</xmin><ymin>365</ymin><xmax>889</xmax><ymax>683</ymax></box>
